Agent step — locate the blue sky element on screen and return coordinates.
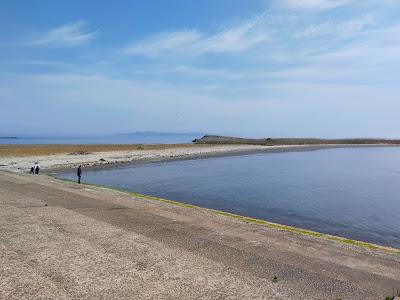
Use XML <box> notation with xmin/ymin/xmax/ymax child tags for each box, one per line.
<box><xmin>1</xmin><ymin>0</ymin><xmax>400</xmax><ymax>138</ymax></box>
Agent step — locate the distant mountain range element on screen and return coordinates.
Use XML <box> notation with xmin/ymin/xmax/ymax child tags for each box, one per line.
<box><xmin>0</xmin><ymin>132</ymin><xmax>205</xmax><ymax>145</ymax></box>
<box><xmin>0</xmin><ymin>132</ymin><xmax>204</xmax><ymax>139</ymax></box>
<box><xmin>112</xmin><ymin>131</ymin><xmax>204</xmax><ymax>137</ymax></box>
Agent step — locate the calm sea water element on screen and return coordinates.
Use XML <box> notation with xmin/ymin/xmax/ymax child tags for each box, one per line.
<box><xmin>57</xmin><ymin>147</ymin><xmax>400</xmax><ymax>248</ymax></box>
<box><xmin>0</xmin><ymin>133</ymin><xmax>202</xmax><ymax>145</ymax></box>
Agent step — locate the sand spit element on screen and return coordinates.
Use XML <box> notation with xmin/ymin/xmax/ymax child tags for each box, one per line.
<box><xmin>0</xmin><ymin>144</ymin><xmax>307</xmax><ymax>173</ymax></box>
<box><xmin>2</xmin><ymin>143</ymin><xmax>398</xmax><ymax>173</ymax></box>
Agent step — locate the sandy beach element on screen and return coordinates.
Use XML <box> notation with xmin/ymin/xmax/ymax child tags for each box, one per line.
<box><xmin>0</xmin><ymin>144</ymin><xmax>311</xmax><ymax>173</ymax></box>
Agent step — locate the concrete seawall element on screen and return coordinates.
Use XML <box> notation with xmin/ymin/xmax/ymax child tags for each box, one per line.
<box><xmin>1</xmin><ymin>171</ymin><xmax>400</xmax><ymax>299</ymax></box>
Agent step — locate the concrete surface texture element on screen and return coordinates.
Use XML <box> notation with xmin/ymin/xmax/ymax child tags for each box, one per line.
<box><xmin>1</xmin><ymin>171</ymin><xmax>400</xmax><ymax>299</ymax></box>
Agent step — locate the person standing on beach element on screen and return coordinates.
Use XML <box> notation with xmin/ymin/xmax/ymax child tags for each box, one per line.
<box><xmin>77</xmin><ymin>165</ymin><xmax>82</xmax><ymax>184</ymax></box>
<box><xmin>34</xmin><ymin>162</ymin><xmax>40</xmax><ymax>174</ymax></box>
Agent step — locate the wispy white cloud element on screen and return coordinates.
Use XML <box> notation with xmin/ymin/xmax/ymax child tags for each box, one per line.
<box><xmin>132</xmin><ymin>65</ymin><xmax>249</xmax><ymax>80</ymax></box>
<box><xmin>199</xmin><ymin>19</ymin><xmax>269</xmax><ymax>53</ymax></box>
<box><xmin>125</xmin><ymin>18</ymin><xmax>400</xmax><ymax>87</ymax></box>
<box><xmin>24</xmin><ymin>21</ymin><xmax>95</xmax><ymax>47</ymax></box>
<box><xmin>281</xmin><ymin>0</ymin><xmax>353</xmax><ymax>12</ymax></box>
<box><xmin>295</xmin><ymin>14</ymin><xmax>375</xmax><ymax>38</ymax></box>
<box><xmin>258</xmin><ymin>23</ymin><xmax>400</xmax><ymax>87</ymax></box>
<box><xmin>123</xmin><ymin>19</ymin><xmax>270</xmax><ymax>57</ymax></box>
<box><xmin>123</xmin><ymin>30</ymin><xmax>201</xmax><ymax>56</ymax></box>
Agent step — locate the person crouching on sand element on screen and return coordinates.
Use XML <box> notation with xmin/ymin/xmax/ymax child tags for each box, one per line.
<box><xmin>77</xmin><ymin>165</ymin><xmax>82</xmax><ymax>184</ymax></box>
<box><xmin>30</xmin><ymin>164</ymin><xmax>35</xmax><ymax>174</ymax></box>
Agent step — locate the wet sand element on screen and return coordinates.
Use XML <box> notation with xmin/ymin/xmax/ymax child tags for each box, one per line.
<box><xmin>1</xmin><ymin>171</ymin><xmax>400</xmax><ymax>299</ymax></box>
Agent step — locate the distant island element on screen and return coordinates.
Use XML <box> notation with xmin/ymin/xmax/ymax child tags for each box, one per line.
<box><xmin>0</xmin><ymin>137</ymin><xmax>17</xmax><ymax>139</ymax></box>
<box><xmin>193</xmin><ymin>135</ymin><xmax>400</xmax><ymax>145</ymax></box>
